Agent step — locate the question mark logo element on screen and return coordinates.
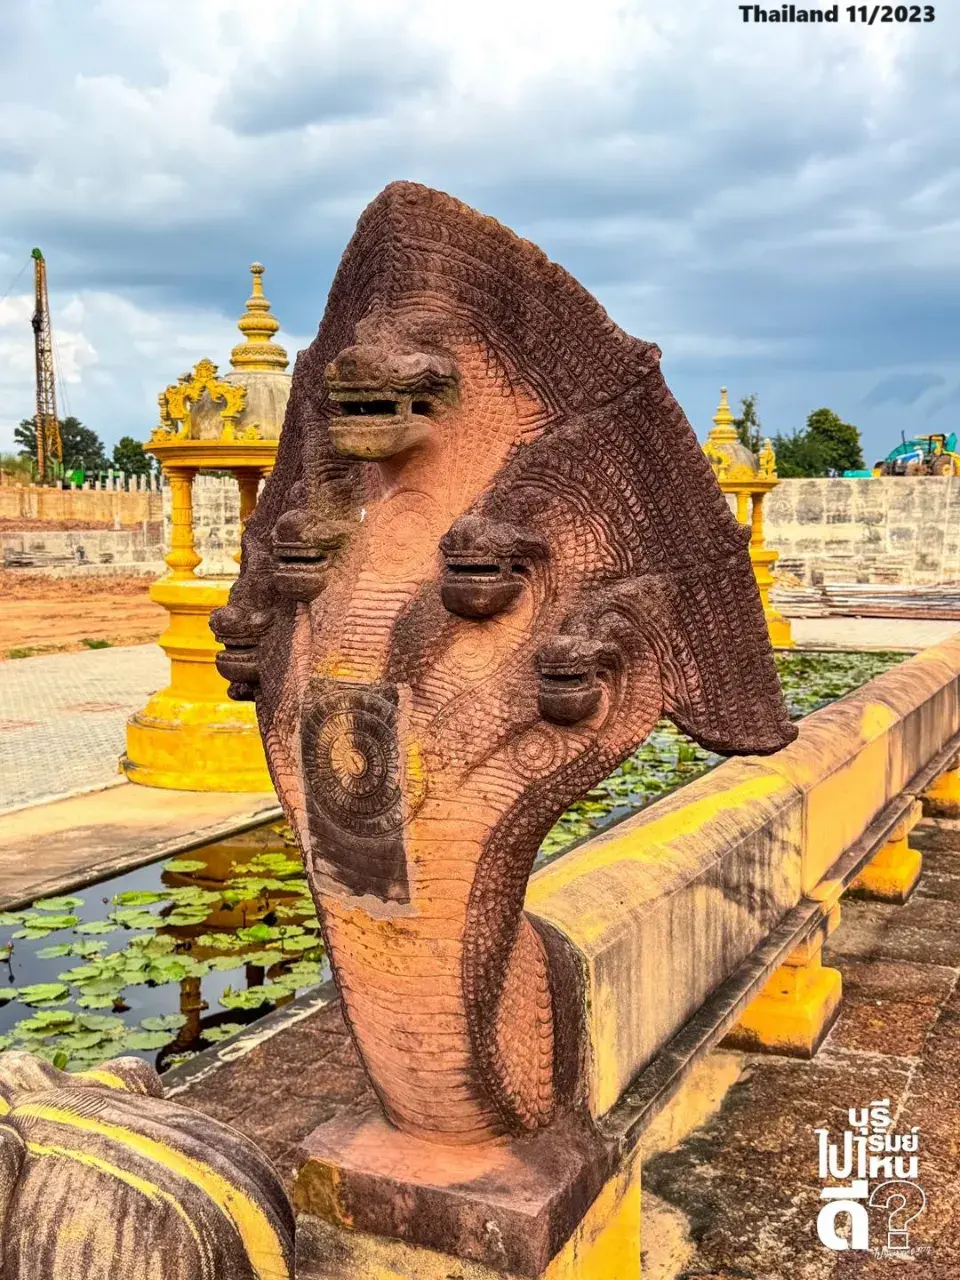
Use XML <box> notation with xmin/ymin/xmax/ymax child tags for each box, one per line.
<box><xmin>868</xmin><ymin>1180</ymin><xmax>926</xmax><ymax>1252</ymax></box>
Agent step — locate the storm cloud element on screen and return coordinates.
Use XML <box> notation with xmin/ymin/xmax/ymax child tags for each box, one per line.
<box><xmin>0</xmin><ymin>0</ymin><xmax>956</xmax><ymax>461</ymax></box>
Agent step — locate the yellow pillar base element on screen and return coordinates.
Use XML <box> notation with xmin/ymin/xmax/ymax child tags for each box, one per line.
<box><xmin>923</xmin><ymin>763</ymin><xmax>960</xmax><ymax>818</ymax></box>
<box><xmin>296</xmin><ymin>1153</ymin><xmax>641</xmax><ymax>1280</ymax></box>
<box><xmin>848</xmin><ymin>840</ymin><xmax>922</xmax><ymax>904</ymax></box>
<box><xmin>765</xmin><ymin>610</ymin><xmax>794</xmax><ymax>649</ymax></box>
<box><xmin>848</xmin><ymin>801</ymin><xmax>923</xmax><ymax>904</ymax></box>
<box><xmin>121</xmin><ymin>575</ymin><xmax>273</xmax><ymax>792</ymax></box>
<box><xmin>722</xmin><ymin>934</ymin><xmax>842</xmax><ymax>1058</ymax></box>
<box><xmin>750</xmin><ymin>546</ymin><xmax>793</xmax><ymax>648</ymax></box>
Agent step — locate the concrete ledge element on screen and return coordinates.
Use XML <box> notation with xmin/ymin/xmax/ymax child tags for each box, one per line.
<box><xmin>526</xmin><ymin>635</ymin><xmax>960</xmax><ymax>1122</ymax></box>
<box><xmin>0</xmin><ymin>782</ymin><xmax>280</xmax><ymax>911</ymax></box>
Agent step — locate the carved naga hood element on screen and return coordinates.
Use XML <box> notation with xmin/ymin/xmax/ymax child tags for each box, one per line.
<box><xmin>212</xmin><ymin>182</ymin><xmax>797</xmax><ymax>1146</ymax></box>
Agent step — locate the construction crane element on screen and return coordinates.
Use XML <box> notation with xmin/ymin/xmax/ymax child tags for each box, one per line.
<box><xmin>31</xmin><ymin>247</ymin><xmax>61</xmax><ymax>483</ymax></box>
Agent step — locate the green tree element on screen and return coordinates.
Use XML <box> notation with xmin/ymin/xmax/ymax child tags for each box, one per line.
<box><xmin>112</xmin><ymin>436</ymin><xmax>154</xmax><ymax>476</ymax></box>
<box><xmin>733</xmin><ymin>393</ymin><xmax>762</xmax><ymax>453</ymax></box>
<box><xmin>769</xmin><ymin>430</ymin><xmax>826</xmax><ymax>478</ymax></box>
<box><xmin>15</xmin><ymin>416</ymin><xmax>109</xmax><ymax>472</ymax></box>
<box><xmin>771</xmin><ymin>407</ymin><xmax>864</xmax><ymax>477</ymax></box>
<box><xmin>805</xmin><ymin>407</ymin><xmax>864</xmax><ymax>474</ymax></box>
<box><xmin>0</xmin><ymin>452</ymin><xmax>35</xmax><ymax>484</ymax></box>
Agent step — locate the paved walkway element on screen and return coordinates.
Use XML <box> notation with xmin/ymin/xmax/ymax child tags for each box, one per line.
<box><xmin>791</xmin><ymin>617</ymin><xmax>959</xmax><ymax>652</ymax></box>
<box><xmin>642</xmin><ymin>816</ymin><xmax>960</xmax><ymax>1278</ymax></box>
<box><xmin>0</xmin><ymin>643</ymin><xmax>168</xmax><ymax>812</ymax></box>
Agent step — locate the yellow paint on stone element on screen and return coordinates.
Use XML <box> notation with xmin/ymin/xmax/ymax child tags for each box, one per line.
<box><xmin>924</xmin><ymin>764</ymin><xmax>960</xmax><ymax>817</ymax></box>
<box><xmin>121</xmin><ymin>575</ymin><xmax>273</xmax><ymax>792</ymax></box>
<box><xmin>723</xmin><ymin>941</ymin><xmax>842</xmax><ymax>1058</ymax></box>
<box><xmin>848</xmin><ymin>804</ymin><xmax>924</xmax><ymax>905</ymax></box>
<box><xmin>528</xmin><ymin>771</ymin><xmax>784</xmax><ymax>913</ymax></box>
<box><xmin>13</xmin><ymin>1102</ymin><xmax>290</xmax><ymax>1279</ymax></box>
<box><xmin>296</xmin><ymin>1155</ymin><xmax>641</xmax><ymax>1280</ymax></box>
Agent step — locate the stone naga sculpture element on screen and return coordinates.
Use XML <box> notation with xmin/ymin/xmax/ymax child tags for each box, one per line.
<box><xmin>212</xmin><ymin>182</ymin><xmax>797</xmax><ymax>1147</ymax></box>
<box><xmin>0</xmin><ymin>1050</ymin><xmax>294</xmax><ymax>1278</ymax></box>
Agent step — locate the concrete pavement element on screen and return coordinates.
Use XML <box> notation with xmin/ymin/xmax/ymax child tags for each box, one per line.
<box><xmin>0</xmin><ymin>643</ymin><xmax>169</xmax><ymax>812</ymax></box>
<box><xmin>790</xmin><ymin>616</ymin><xmax>959</xmax><ymax>653</ymax></box>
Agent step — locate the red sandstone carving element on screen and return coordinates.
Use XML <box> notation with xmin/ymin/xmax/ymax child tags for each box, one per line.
<box><xmin>212</xmin><ymin>182</ymin><xmax>796</xmax><ymax>1145</ymax></box>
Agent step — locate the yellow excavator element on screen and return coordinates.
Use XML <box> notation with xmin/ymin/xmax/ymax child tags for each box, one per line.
<box><xmin>874</xmin><ymin>433</ymin><xmax>960</xmax><ymax>477</ymax></box>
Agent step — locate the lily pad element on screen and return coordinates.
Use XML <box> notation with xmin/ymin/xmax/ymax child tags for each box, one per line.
<box><xmin>122</xmin><ymin>1031</ymin><xmax>170</xmax><ymax>1051</ymax></box>
<box><xmin>139</xmin><ymin>1014</ymin><xmax>188</xmax><ymax>1032</ymax></box>
<box><xmin>163</xmin><ymin>858</ymin><xmax>208</xmax><ymax>874</ymax></box>
<box><xmin>77</xmin><ymin>1014</ymin><xmax>126</xmax><ymax>1033</ymax></box>
<box><xmin>113</xmin><ymin>890</ymin><xmax>169</xmax><ymax>907</ymax></box>
<box><xmin>35</xmin><ymin>944</ymin><xmax>76</xmax><ymax>959</ymax></box>
<box><xmin>219</xmin><ymin>985</ymin><xmax>273</xmax><ymax>1011</ymax></box>
<box><xmin>33</xmin><ymin>896</ymin><xmax>85</xmax><ymax>912</ymax></box>
<box><xmin>17</xmin><ymin>983</ymin><xmax>70</xmax><ymax>1007</ymax></box>
<box><xmin>15</xmin><ymin>1010</ymin><xmax>75</xmax><ymax>1033</ymax></box>
<box><xmin>76</xmin><ymin>992</ymin><xmax>123</xmax><ymax>1009</ymax></box>
<box><xmin>202</xmin><ymin>1022</ymin><xmax>245</xmax><ymax>1044</ymax></box>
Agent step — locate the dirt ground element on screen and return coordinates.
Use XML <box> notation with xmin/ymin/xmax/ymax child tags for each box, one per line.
<box><xmin>0</xmin><ymin>572</ymin><xmax>166</xmax><ymax>658</ymax></box>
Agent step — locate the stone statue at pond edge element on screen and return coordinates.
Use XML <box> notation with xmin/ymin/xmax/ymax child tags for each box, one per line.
<box><xmin>0</xmin><ymin>1050</ymin><xmax>294</xmax><ymax>1279</ymax></box>
<box><xmin>212</xmin><ymin>181</ymin><xmax>797</xmax><ymax>1146</ymax></box>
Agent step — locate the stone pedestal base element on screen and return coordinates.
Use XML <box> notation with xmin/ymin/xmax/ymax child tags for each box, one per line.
<box><xmin>121</xmin><ymin>575</ymin><xmax>272</xmax><ymax>792</ymax></box>
<box><xmin>722</xmin><ymin>931</ymin><xmax>842</xmax><ymax>1058</ymax></box>
<box><xmin>848</xmin><ymin>803</ymin><xmax>923</xmax><ymax>904</ymax></box>
<box><xmin>293</xmin><ymin>1109</ymin><xmax>639</xmax><ymax>1279</ymax></box>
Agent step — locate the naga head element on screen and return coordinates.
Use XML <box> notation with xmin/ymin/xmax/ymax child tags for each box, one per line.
<box><xmin>211</xmin><ymin>182</ymin><xmax>796</xmax><ymax>1146</ymax></box>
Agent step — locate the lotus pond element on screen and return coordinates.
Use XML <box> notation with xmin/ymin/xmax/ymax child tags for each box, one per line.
<box><xmin>0</xmin><ymin>649</ymin><xmax>906</xmax><ymax>1073</ymax></box>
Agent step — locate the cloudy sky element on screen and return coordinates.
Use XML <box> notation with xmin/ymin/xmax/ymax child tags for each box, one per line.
<box><xmin>1</xmin><ymin>0</ymin><xmax>957</xmax><ymax>463</ymax></box>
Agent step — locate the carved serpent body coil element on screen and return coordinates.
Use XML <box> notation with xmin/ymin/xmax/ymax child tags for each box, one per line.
<box><xmin>212</xmin><ymin>182</ymin><xmax>796</xmax><ymax>1145</ymax></box>
<box><xmin>0</xmin><ymin>1051</ymin><xmax>294</xmax><ymax>1279</ymax></box>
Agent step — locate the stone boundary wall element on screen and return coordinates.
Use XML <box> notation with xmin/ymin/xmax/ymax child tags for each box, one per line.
<box><xmin>180</xmin><ymin>475</ymin><xmax>243</xmax><ymax>577</ymax></box>
<box><xmin>0</xmin><ymin>484</ymin><xmax>162</xmax><ymax>525</ymax></box>
<box><xmin>765</xmin><ymin>476</ymin><xmax>960</xmax><ymax>585</ymax></box>
<box><xmin>0</xmin><ymin>527</ymin><xmax>164</xmax><ymax>570</ymax></box>
<box><xmin>527</xmin><ymin>635</ymin><xmax>960</xmax><ymax>1119</ymax></box>
<box><xmin>15</xmin><ymin>476</ymin><xmax>957</xmax><ymax>587</ymax></box>
<box><xmin>0</xmin><ymin>475</ymin><xmax>245</xmax><ymax>578</ymax></box>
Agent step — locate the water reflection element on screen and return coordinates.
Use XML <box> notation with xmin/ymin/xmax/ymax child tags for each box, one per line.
<box><xmin>0</xmin><ymin>823</ymin><xmax>327</xmax><ymax>1073</ymax></box>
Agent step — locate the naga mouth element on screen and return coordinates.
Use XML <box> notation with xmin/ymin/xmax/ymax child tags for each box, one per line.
<box><xmin>210</xmin><ymin>604</ymin><xmax>274</xmax><ymax>693</ymax></box>
<box><xmin>327</xmin><ymin>393</ymin><xmax>435</xmax><ymax>460</ymax></box>
<box><xmin>271</xmin><ymin>510</ymin><xmax>347</xmax><ymax>602</ymax></box>
<box><xmin>536</xmin><ymin>637</ymin><xmax>606</xmax><ymax>725</ymax></box>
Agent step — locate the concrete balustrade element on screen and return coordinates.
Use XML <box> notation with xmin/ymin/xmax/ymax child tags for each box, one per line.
<box><xmin>527</xmin><ymin>633</ymin><xmax>960</xmax><ymax>1124</ymax></box>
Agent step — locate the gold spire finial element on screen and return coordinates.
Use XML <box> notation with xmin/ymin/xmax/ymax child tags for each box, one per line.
<box><xmin>710</xmin><ymin>387</ymin><xmax>737</xmax><ymax>442</ymax></box>
<box><xmin>230</xmin><ymin>262</ymin><xmax>289</xmax><ymax>372</ymax></box>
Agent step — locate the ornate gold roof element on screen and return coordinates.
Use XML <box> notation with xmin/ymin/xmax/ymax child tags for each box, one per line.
<box><xmin>703</xmin><ymin>387</ymin><xmax>761</xmax><ymax>482</ymax></box>
<box><xmin>147</xmin><ymin>262</ymin><xmax>292</xmax><ymax>462</ymax></box>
